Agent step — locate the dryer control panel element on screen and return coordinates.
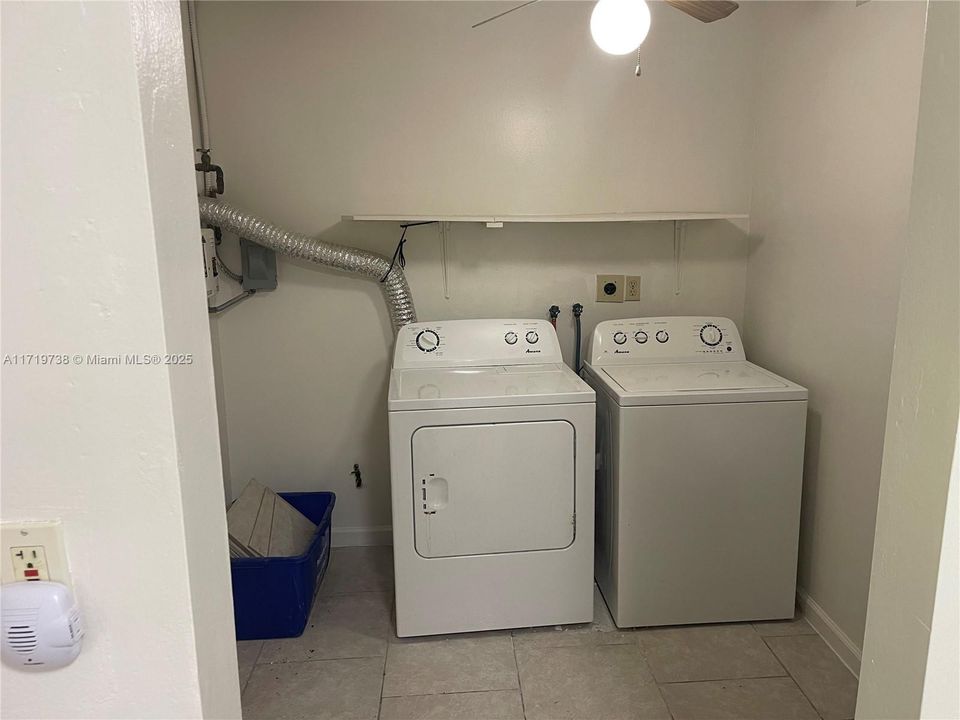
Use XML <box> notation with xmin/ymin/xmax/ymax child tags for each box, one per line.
<box><xmin>588</xmin><ymin>317</ymin><xmax>746</xmax><ymax>366</ymax></box>
<box><xmin>394</xmin><ymin>319</ymin><xmax>563</xmax><ymax>369</ymax></box>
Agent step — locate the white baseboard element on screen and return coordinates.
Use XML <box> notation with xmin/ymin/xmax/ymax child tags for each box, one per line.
<box><xmin>332</xmin><ymin>525</ymin><xmax>392</xmax><ymax>548</ymax></box>
<box><xmin>798</xmin><ymin>587</ymin><xmax>862</xmax><ymax>678</ymax></box>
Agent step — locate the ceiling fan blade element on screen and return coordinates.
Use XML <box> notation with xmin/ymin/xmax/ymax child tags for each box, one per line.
<box><xmin>472</xmin><ymin>0</ymin><xmax>542</xmax><ymax>29</ymax></box>
<box><xmin>664</xmin><ymin>0</ymin><xmax>739</xmax><ymax>23</ymax></box>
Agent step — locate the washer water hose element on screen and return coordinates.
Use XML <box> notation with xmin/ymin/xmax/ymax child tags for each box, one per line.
<box><xmin>572</xmin><ymin>303</ymin><xmax>584</xmax><ymax>374</ymax></box>
<box><xmin>197</xmin><ymin>198</ymin><xmax>417</xmax><ymax>332</ymax></box>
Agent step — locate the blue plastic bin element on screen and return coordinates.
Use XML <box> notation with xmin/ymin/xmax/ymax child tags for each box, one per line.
<box><xmin>230</xmin><ymin>491</ymin><xmax>336</xmax><ymax>640</ymax></box>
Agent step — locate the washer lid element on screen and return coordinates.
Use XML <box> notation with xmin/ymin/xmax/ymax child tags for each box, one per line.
<box><xmin>389</xmin><ymin>363</ymin><xmax>595</xmax><ymax>411</ymax></box>
<box><xmin>599</xmin><ymin>362</ymin><xmax>807</xmax><ymax>405</ymax></box>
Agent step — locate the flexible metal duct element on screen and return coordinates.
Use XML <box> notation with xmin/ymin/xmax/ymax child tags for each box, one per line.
<box><xmin>198</xmin><ymin>198</ymin><xmax>417</xmax><ymax>332</ymax></box>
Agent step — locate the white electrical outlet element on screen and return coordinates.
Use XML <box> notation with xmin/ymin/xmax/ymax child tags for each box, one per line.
<box><xmin>10</xmin><ymin>546</ymin><xmax>49</xmax><ymax>581</ymax></box>
<box><xmin>625</xmin><ymin>275</ymin><xmax>642</xmax><ymax>301</ymax></box>
<box><xmin>1</xmin><ymin>522</ymin><xmax>70</xmax><ymax>588</ymax></box>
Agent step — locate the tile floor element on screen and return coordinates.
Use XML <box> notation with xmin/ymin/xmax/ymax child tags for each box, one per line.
<box><xmin>238</xmin><ymin>547</ymin><xmax>859</xmax><ymax>720</ymax></box>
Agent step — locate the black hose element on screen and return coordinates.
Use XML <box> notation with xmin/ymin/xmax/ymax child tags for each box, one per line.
<box><xmin>549</xmin><ymin>305</ymin><xmax>560</xmax><ymax>329</ymax></box>
<box><xmin>572</xmin><ymin>303</ymin><xmax>584</xmax><ymax>374</ymax></box>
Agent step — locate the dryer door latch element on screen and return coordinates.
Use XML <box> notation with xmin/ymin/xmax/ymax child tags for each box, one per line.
<box><xmin>421</xmin><ymin>476</ymin><xmax>449</xmax><ymax>514</ymax></box>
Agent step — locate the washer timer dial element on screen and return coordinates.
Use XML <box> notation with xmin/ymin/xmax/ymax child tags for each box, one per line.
<box><xmin>655</xmin><ymin>330</ymin><xmax>669</xmax><ymax>343</ymax></box>
<box><xmin>415</xmin><ymin>329</ymin><xmax>440</xmax><ymax>352</ymax></box>
<box><xmin>699</xmin><ymin>324</ymin><xmax>722</xmax><ymax>347</ymax></box>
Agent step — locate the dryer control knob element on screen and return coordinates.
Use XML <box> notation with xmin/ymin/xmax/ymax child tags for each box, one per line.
<box><xmin>700</xmin><ymin>324</ymin><xmax>722</xmax><ymax>347</ymax></box>
<box><xmin>635</xmin><ymin>331</ymin><xmax>648</xmax><ymax>344</ymax></box>
<box><xmin>613</xmin><ymin>332</ymin><xmax>628</xmax><ymax>345</ymax></box>
<box><xmin>416</xmin><ymin>329</ymin><xmax>440</xmax><ymax>352</ymax></box>
<box><xmin>504</xmin><ymin>331</ymin><xmax>518</xmax><ymax>345</ymax></box>
<box><xmin>655</xmin><ymin>330</ymin><xmax>669</xmax><ymax>343</ymax></box>
<box><xmin>525</xmin><ymin>331</ymin><xmax>539</xmax><ymax>344</ymax></box>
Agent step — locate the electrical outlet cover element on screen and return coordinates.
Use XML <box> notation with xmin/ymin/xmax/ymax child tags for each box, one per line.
<box><xmin>596</xmin><ymin>274</ymin><xmax>624</xmax><ymax>303</ymax></box>
<box><xmin>1</xmin><ymin>522</ymin><xmax>70</xmax><ymax>589</ymax></box>
<box><xmin>625</xmin><ymin>275</ymin><xmax>642</xmax><ymax>301</ymax></box>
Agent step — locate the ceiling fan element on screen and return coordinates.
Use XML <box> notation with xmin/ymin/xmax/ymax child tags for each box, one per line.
<box><xmin>472</xmin><ymin>0</ymin><xmax>739</xmax><ymax>74</ymax></box>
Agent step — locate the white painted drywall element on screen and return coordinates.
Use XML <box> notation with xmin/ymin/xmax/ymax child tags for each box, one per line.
<box><xmin>192</xmin><ymin>1</ymin><xmax>758</xmax><ymax>535</ymax></box>
<box><xmin>130</xmin><ymin>3</ymin><xmax>243</xmax><ymax>716</ymax></box>
<box><xmin>180</xmin><ymin>2</ymin><xmax>235</xmax><ymax>506</ymax></box>
<box><xmin>742</xmin><ymin>0</ymin><xmax>927</xmax><ymax>659</ymax></box>
<box><xmin>1</xmin><ymin>3</ymin><xmax>240</xmax><ymax>718</ymax></box>
<box><xmin>857</xmin><ymin>2</ymin><xmax>960</xmax><ymax>716</ymax></box>
<box><xmin>920</xmin><ymin>436</ymin><xmax>959</xmax><ymax>719</ymax></box>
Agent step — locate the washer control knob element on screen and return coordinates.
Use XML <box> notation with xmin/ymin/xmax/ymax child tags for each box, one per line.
<box><xmin>504</xmin><ymin>331</ymin><xmax>518</xmax><ymax>345</ymax></box>
<box><xmin>416</xmin><ymin>329</ymin><xmax>440</xmax><ymax>352</ymax></box>
<box><xmin>700</xmin><ymin>324</ymin><xmax>722</xmax><ymax>347</ymax></box>
<box><xmin>613</xmin><ymin>332</ymin><xmax>628</xmax><ymax>345</ymax></box>
<box><xmin>634</xmin><ymin>331</ymin><xmax>648</xmax><ymax>344</ymax></box>
<box><xmin>655</xmin><ymin>330</ymin><xmax>669</xmax><ymax>343</ymax></box>
<box><xmin>525</xmin><ymin>330</ymin><xmax>539</xmax><ymax>344</ymax></box>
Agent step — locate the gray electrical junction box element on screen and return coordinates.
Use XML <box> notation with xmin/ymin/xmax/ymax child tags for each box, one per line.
<box><xmin>240</xmin><ymin>238</ymin><xmax>278</xmax><ymax>291</ymax></box>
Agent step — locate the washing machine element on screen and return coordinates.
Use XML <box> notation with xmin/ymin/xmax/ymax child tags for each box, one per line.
<box><xmin>388</xmin><ymin>319</ymin><xmax>595</xmax><ymax>637</ymax></box>
<box><xmin>582</xmin><ymin>316</ymin><xmax>807</xmax><ymax>629</ymax></box>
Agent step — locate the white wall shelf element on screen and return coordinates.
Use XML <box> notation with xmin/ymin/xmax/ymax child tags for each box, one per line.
<box><xmin>348</xmin><ymin>212</ymin><xmax>748</xmax><ymax>228</ymax></box>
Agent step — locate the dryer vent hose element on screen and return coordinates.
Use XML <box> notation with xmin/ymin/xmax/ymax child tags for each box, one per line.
<box><xmin>197</xmin><ymin>197</ymin><xmax>417</xmax><ymax>333</ymax></box>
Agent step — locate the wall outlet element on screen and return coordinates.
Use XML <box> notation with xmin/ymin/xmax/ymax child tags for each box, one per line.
<box><xmin>10</xmin><ymin>546</ymin><xmax>50</xmax><ymax>581</ymax></box>
<box><xmin>1</xmin><ymin>522</ymin><xmax>70</xmax><ymax>588</ymax></box>
<box><xmin>596</xmin><ymin>274</ymin><xmax>624</xmax><ymax>303</ymax></box>
<box><xmin>625</xmin><ymin>275</ymin><xmax>642</xmax><ymax>301</ymax></box>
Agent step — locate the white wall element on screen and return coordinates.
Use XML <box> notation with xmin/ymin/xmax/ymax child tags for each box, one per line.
<box><xmin>1</xmin><ymin>3</ymin><xmax>240</xmax><ymax>718</ymax></box>
<box><xmin>742</xmin><ymin>1</ymin><xmax>927</xmax><ymax>665</ymax></box>
<box><xmin>193</xmin><ymin>0</ymin><xmax>758</xmax><ymax>538</ymax></box>
<box><xmin>857</xmin><ymin>2</ymin><xmax>960</xmax><ymax>717</ymax></box>
<box><xmin>180</xmin><ymin>2</ymin><xmax>235</xmax><ymax>506</ymax></box>
<box><xmin>920</xmin><ymin>436</ymin><xmax>959</xmax><ymax>719</ymax></box>
<box><xmin>132</xmin><ymin>3</ymin><xmax>243</xmax><ymax>715</ymax></box>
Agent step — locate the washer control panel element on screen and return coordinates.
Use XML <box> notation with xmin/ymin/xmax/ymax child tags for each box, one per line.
<box><xmin>588</xmin><ymin>317</ymin><xmax>745</xmax><ymax>366</ymax></box>
<box><xmin>394</xmin><ymin>319</ymin><xmax>563</xmax><ymax>369</ymax></box>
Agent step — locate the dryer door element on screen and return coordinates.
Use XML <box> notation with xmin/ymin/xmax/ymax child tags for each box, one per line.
<box><xmin>412</xmin><ymin>420</ymin><xmax>575</xmax><ymax>558</ymax></box>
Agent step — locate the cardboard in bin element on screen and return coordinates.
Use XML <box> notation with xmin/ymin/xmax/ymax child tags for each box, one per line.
<box><xmin>228</xmin><ymin>479</ymin><xmax>317</xmax><ymax>558</ymax></box>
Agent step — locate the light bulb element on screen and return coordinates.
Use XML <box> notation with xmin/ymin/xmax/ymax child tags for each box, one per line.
<box><xmin>590</xmin><ymin>0</ymin><xmax>651</xmax><ymax>56</ymax></box>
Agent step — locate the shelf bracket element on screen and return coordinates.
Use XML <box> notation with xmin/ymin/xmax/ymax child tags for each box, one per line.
<box><xmin>439</xmin><ymin>221</ymin><xmax>451</xmax><ymax>300</ymax></box>
<box><xmin>673</xmin><ymin>220</ymin><xmax>686</xmax><ymax>296</ymax></box>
